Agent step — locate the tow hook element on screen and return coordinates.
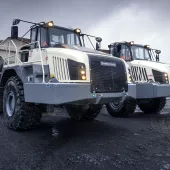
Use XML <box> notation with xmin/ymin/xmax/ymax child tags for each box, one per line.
<box><xmin>95</xmin><ymin>94</ymin><xmax>103</xmax><ymax>104</ymax></box>
<box><xmin>119</xmin><ymin>93</ymin><xmax>127</xmax><ymax>104</ymax></box>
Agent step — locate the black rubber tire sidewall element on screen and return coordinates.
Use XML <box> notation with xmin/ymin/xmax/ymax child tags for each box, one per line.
<box><xmin>83</xmin><ymin>104</ymin><xmax>102</xmax><ymax>120</ymax></box>
<box><xmin>3</xmin><ymin>78</ymin><xmax>20</xmax><ymax>130</ymax></box>
<box><xmin>3</xmin><ymin>76</ymin><xmax>42</xmax><ymax>130</ymax></box>
<box><xmin>138</xmin><ymin>97</ymin><xmax>166</xmax><ymax>114</ymax></box>
<box><xmin>65</xmin><ymin>104</ymin><xmax>102</xmax><ymax>121</ymax></box>
<box><xmin>106</xmin><ymin>97</ymin><xmax>136</xmax><ymax>118</ymax></box>
<box><xmin>65</xmin><ymin>105</ymin><xmax>86</xmax><ymax>121</ymax></box>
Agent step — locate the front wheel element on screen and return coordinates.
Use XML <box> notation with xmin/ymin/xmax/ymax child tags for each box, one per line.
<box><xmin>3</xmin><ymin>76</ymin><xmax>42</xmax><ymax>131</ymax></box>
<box><xmin>138</xmin><ymin>97</ymin><xmax>166</xmax><ymax>114</ymax></box>
<box><xmin>83</xmin><ymin>104</ymin><xmax>102</xmax><ymax>120</ymax></box>
<box><xmin>65</xmin><ymin>104</ymin><xmax>102</xmax><ymax>121</ymax></box>
<box><xmin>106</xmin><ymin>97</ymin><xmax>137</xmax><ymax>117</ymax></box>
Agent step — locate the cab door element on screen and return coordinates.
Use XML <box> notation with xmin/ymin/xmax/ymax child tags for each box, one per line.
<box><xmin>119</xmin><ymin>44</ymin><xmax>141</xmax><ymax>82</ymax></box>
<box><xmin>29</xmin><ymin>27</ymin><xmax>47</xmax><ymax>64</ymax></box>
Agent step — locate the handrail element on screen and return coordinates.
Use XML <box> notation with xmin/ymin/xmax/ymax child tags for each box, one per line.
<box><xmin>5</xmin><ymin>40</ymin><xmax>20</xmax><ymax>65</ymax></box>
<box><xmin>6</xmin><ymin>40</ymin><xmax>18</xmax><ymax>64</ymax></box>
<box><xmin>5</xmin><ymin>40</ymin><xmax>45</xmax><ymax>83</ymax></box>
<box><xmin>11</xmin><ymin>40</ymin><xmax>18</xmax><ymax>64</ymax></box>
<box><xmin>0</xmin><ymin>44</ymin><xmax>16</xmax><ymax>50</ymax></box>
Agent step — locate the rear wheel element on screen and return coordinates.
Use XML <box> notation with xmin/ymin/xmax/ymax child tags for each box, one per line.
<box><xmin>65</xmin><ymin>104</ymin><xmax>102</xmax><ymax>121</ymax></box>
<box><xmin>3</xmin><ymin>76</ymin><xmax>42</xmax><ymax>131</ymax></box>
<box><xmin>138</xmin><ymin>97</ymin><xmax>166</xmax><ymax>114</ymax></box>
<box><xmin>106</xmin><ymin>97</ymin><xmax>136</xmax><ymax>117</ymax></box>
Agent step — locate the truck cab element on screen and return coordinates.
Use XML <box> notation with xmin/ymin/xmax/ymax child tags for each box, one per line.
<box><xmin>107</xmin><ymin>41</ymin><xmax>169</xmax><ymax>84</ymax></box>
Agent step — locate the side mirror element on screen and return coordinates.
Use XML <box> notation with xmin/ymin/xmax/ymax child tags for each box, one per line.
<box><xmin>12</xmin><ymin>19</ymin><xmax>20</xmax><ymax>25</ymax></box>
<box><xmin>96</xmin><ymin>42</ymin><xmax>100</xmax><ymax>50</ymax></box>
<box><xmin>11</xmin><ymin>26</ymin><xmax>18</xmax><ymax>39</ymax></box>
<box><xmin>95</xmin><ymin>37</ymin><xmax>102</xmax><ymax>42</ymax></box>
<box><xmin>155</xmin><ymin>50</ymin><xmax>161</xmax><ymax>61</ymax></box>
<box><xmin>95</xmin><ymin>37</ymin><xmax>102</xmax><ymax>50</ymax></box>
<box><xmin>156</xmin><ymin>54</ymin><xmax>159</xmax><ymax>61</ymax></box>
<box><xmin>155</xmin><ymin>50</ymin><xmax>161</xmax><ymax>54</ymax></box>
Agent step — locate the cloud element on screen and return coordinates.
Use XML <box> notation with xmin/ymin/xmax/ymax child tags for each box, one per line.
<box><xmin>86</xmin><ymin>3</ymin><xmax>170</xmax><ymax>62</ymax></box>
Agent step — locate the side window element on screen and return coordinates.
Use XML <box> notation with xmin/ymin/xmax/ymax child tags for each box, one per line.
<box><xmin>36</xmin><ymin>28</ymin><xmax>40</xmax><ymax>48</ymax></box>
<box><xmin>41</xmin><ymin>28</ymin><xmax>47</xmax><ymax>47</ymax></box>
<box><xmin>30</xmin><ymin>27</ymin><xmax>48</xmax><ymax>48</ymax></box>
<box><xmin>30</xmin><ymin>28</ymin><xmax>37</xmax><ymax>49</ymax></box>
<box><xmin>120</xmin><ymin>45</ymin><xmax>131</xmax><ymax>61</ymax></box>
<box><xmin>112</xmin><ymin>44</ymin><xmax>121</xmax><ymax>57</ymax></box>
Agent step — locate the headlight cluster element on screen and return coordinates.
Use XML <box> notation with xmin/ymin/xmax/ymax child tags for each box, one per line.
<box><xmin>152</xmin><ymin>69</ymin><xmax>169</xmax><ymax>84</ymax></box>
<box><xmin>67</xmin><ymin>59</ymin><xmax>86</xmax><ymax>80</ymax></box>
<box><xmin>80</xmin><ymin>65</ymin><xmax>86</xmax><ymax>80</ymax></box>
<box><xmin>128</xmin><ymin>73</ymin><xmax>132</xmax><ymax>83</ymax></box>
<box><xmin>164</xmin><ymin>73</ymin><xmax>169</xmax><ymax>84</ymax></box>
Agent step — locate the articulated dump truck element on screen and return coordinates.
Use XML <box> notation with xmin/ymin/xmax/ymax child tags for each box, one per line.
<box><xmin>0</xmin><ymin>19</ymin><xmax>131</xmax><ymax>131</ymax></box>
<box><xmin>100</xmin><ymin>41</ymin><xmax>170</xmax><ymax>117</ymax></box>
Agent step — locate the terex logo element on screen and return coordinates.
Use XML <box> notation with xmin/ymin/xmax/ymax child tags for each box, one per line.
<box><xmin>100</xmin><ymin>61</ymin><xmax>116</xmax><ymax>67</ymax></box>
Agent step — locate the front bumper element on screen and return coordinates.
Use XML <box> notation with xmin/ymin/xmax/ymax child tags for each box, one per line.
<box><xmin>128</xmin><ymin>83</ymin><xmax>170</xmax><ymax>99</ymax></box>
<box><xmin>24</xmin><ymin>83</ymin><xmax>127</xmax><ymax>105</ymax></box>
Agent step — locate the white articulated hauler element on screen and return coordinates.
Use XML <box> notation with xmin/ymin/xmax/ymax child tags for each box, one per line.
<box><xmin>0</xmin><ymin>19</ymin><xmax>129</xmax><ymax>131</ymax></box>
<box><xmin>100</xmin><ymin>41</ymin><xmax>170</xmax><ymax>117</ymax></box>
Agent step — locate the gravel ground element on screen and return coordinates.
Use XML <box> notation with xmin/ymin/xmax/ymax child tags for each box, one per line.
<box><xmin>0</xmin><ymin>101</ymin><xmax>170</xmax><ymax>170</ymax></box>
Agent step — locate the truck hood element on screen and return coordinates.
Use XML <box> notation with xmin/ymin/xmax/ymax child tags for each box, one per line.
<box><xmin>52</xmin><ymin>44</ymin><xmax>110</xmax><ymax>56</ymax></box>
<box><xmin>137</xmin><ymin>60</ymin><xmax>170</xmax><ymax>72</ymax></box>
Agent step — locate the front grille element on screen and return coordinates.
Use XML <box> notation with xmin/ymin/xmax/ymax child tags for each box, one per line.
<box><xmin>52</xmin><ymin>56</ymin><xmax>70</xmax><ymax>80</ymax></box>
<box><xmin>89</xmin><ymin>55</ymin><xmax>127</xmax><ymax>93</ymax></box>
<box><xmin>152</xmin><ymin>69</ymin><xmax>166</xmax><ymax>83</ymax></box>
<box><xmin>130</xmin><ymin>66</ymin><xmax>148</xmax><ymax>82</ymax></box>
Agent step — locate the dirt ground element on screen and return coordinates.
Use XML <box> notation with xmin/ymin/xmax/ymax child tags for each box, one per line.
<box><xmin>0</xmin><ymin>102</ymin><xmax>170</xmax><ymax>170</ymax></box>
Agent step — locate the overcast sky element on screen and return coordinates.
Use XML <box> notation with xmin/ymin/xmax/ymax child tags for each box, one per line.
<box><xmin>0</xmin><ymin>0</ymin><xmax>170</xmax><ymax>62</ymax></box>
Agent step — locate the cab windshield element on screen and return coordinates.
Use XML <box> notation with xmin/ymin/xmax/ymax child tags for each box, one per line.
<box><xmin>131</xmin><ymin>46</ymin><xmax>152</xmax><ymax>60</ymax></box>
<box><xmin>48</xmin><ymin>27</ymin><xmax>82</xmax><ymax>47</ymax></box>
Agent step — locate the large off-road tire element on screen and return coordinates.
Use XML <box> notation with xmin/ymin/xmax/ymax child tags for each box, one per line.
<box><xmin>106</xmin><ymin>97</ymin><xmax>136</xmax><ymax>117</ymax></box>
<box><xmin>83</xmin><ymin>104</ymin><xmax>102</xmax><ymax>120</ymax></box>
<box><xmin>0</xmin><ymin>56</ymin><xmax>4</xmax><ymax>113</ymax></box>
<box><xmin>65</xmin><ymin>104</ymin><xmax>102</xmax><ymax>121</ymax></box>
<box><xmin>0</xmin><ymin>86</ymin><xmax>3</xmax><ymax>113</ymax></box>
<box><xmin>138</xmin><ymin>97</ymin><xmax>166</xmax><ymax>114</ymax></box>
<box><xmin>3</xmin><ymin>76</ymin><xmax>42</xmax><ymax>131</ymax></box>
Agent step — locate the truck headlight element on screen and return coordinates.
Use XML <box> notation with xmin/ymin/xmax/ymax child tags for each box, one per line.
<box><xmin>164</xmin><ymin>73</ymin><xmax>169</xmax><ymax>83</ymax></box>
<box><xmin>80</xmin><ymin>64</ymin><xmax>86</xmax><ymax>80</ymax></box>
<box><xmin>128</xmin><ymin>73</ymin><xmax>132</xmax><ymax>83</ymax></box>
<box><xmin>67</xmin><ymin>59</ymin><xmax>86</xmax><ymax>80</ymax></box>
<box><xmin>152</xmin><ymin>69</ymin><xmax>169</xmax><ymax>84</ymax></box>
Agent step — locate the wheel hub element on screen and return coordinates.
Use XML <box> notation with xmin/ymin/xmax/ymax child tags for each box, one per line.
<box><xmin>110</xmin><ymin>100</ymin><xmax>121</xmax><ymax>109</ymax></box>
<box><xmin>6</xmin><ymin>91</ymin><xmax>15</xmax><ymax>117</ymax></box>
